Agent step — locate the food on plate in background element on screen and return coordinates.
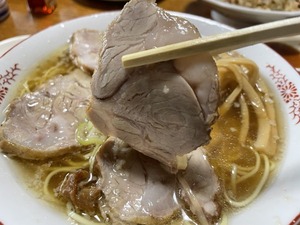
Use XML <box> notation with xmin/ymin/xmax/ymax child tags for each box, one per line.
<box><xmin>222</xmin><ymin>0</ymin><xmax>300</xmax><ymax>11</ymax></box>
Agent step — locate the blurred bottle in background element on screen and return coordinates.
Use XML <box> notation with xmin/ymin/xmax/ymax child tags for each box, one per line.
<box><xmin>27</xmin><ymin>0</ymin><xmax>56</xmax><ymax>15</ymax></box>
<box><xmin>0</xmin><ymin>0</ymin><xmax>9</xmax><ymax>21</ymax></box>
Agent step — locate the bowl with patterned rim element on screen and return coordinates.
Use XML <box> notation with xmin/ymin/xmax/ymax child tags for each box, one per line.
<box><xmin>0</xmin><ymin>11</ymin><xmax>300</xmax><ymax>225</ymax></box>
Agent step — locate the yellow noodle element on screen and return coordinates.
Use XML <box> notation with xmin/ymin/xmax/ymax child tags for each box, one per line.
<box><xmin>224</xmin><ymin>154</ymin><xmax>270</xmax><ymax>207</ymax></box>
<box><xmin>217</xmin><ymin>61</ymin><xmax>271</xmax><ymax>151</ymax></box>
<box><xmin>230</xmin><ymin>164</ymin><xmax>238</xmax><ymax>195</ymax></box>
<box><xmin>64</xmin><ymin>160</ymin><xmax>89</xmax><ymax>167</ymax></box>
<box><xmin>43</xmin><ymin>166</ymin><xmax>85</xmax><ymax>202</ymax></box>
<box><xmin>238</xmin><ymin>94</ymin><xmax>250</xmax><ymax>145</ymax></box>
<box><xmin>88</xmin><ymin>143</ymin><xmax>102</xmax><ymax>173</ymax></box>
<box><xmin>236</xmin><ymin>165</ymin><xmax>255</xmax><ymax>172</ymax></box>
<box><xmin>256</xmin><ymin>78</ymin><xmax>280</xmax><ymax>156</ymax></box>
<box><xmin>219</xmin><ymin>86</ymin><xmax>242</xmax><ymax>115</ymax></box>
<box><xmin>213</xmin><ymin>54</ymin><xmax>279</xmax><ymax>211</ymax></box>
<box><xmin>76</xmin><ymin>120</ymin><xmax>107</xmax><ymax>146</ymax></box>
<box><xmin>219</xmin><ymin>213</ymin><xmax>228</xmax><ymax>225</ymax></box>
<box><xmin>216</xmin><ymin>56</ymin><xmax>259</xmax><ymax>85</ymax></box>
<box><xmin>269</xmin><ymin>160</ymin><xmax>276</xmax><ymax>171</ymax></box>
<box><xmin>20</xmin><ymin>53</ymin><xmax>76</xmax><ymax>95</ymax></box>
<box><xmin>177</xmin><ymin>176</ymin><xmax>209</xmax><ymax>225</ymax></box>
<box><xmin>237</xmin><ymin>150</ymin><xmax>261</xmax><ymax>184</ymax></box>
<box><xmin>67</xmin><ymin>203</ymin><xmax>107</xmax><ymax>225</ymax></box>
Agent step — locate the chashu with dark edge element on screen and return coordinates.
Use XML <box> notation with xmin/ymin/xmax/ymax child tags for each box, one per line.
<box><xmin>0</xmin><ymin>69</ymin><xmax>91</xmax><ymax>160</ymax></box>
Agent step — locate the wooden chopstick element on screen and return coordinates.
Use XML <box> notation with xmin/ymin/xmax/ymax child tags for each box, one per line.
<box><xmin>122</xmin><ymin>16</ymin><xmax>300</xmax><ymax>68</ymax></box>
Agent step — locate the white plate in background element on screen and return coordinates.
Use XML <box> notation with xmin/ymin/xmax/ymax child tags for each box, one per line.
<box><xmin>201</xmin><ymin>0</ymin><xmax>300</xmax><ymax>24</ymax></box>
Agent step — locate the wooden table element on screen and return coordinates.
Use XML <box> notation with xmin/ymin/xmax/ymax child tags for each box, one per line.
<box><xmin>1</xmin><ymin>0</ymin><xmax>210</xmax><ymax>40</ymax></box>
<box><xmin>1</xmin><ymin>0</ymin><xmax>299</xmax><ymax>73</ymax></box>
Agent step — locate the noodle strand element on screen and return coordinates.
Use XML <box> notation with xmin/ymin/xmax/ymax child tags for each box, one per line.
<box><xmin>238</xmin><ymin>94</ymin><xmax>250</xmax><ymax>145</ymax></box>
<box><xmin>224</xmin><ymin>154</ymin><xmax>270</xmax><ymax>207</ymax></box>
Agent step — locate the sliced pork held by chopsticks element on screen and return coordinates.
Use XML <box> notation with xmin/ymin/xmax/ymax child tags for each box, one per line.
<box><xmin>87</xmin><ymin>0</ymin><xmax>219</xmax><ymax>171</ymax></box>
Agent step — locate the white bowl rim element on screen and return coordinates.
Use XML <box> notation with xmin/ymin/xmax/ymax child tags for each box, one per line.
<box><xmin>0</xmin><ymin>10</ymin><xmax>300</xmax><ymax>225</ymax></box>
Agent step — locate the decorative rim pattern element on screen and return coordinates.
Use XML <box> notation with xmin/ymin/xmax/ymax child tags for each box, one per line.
<box><xmin>290</xmin><ymin>213</ymin><xmax>300</xmax><ymax>225</ymax></box>
<box><xmin>267</xmin><ymin>64</ymin><xmax>300</xmax><ymax>124</ymax></box>
<box><xmin>0</xmin><ymin>63</ymin><xmax>20</xmax><ymax>104</ymax></box>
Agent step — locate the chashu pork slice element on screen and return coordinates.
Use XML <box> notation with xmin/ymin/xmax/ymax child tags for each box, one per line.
<box><xmin>95</xmin><ymin>137</ymin><xmax>180</xmax><ymax>224</ymax></box>
<box><xmin>69</xmin><ymin>29</ymin><xmax>103</xmax><ymax>74</ymax></box>
<box><xmin>87</xmin><ymin>0</ymin><xmax>219</xmax><ymax>171</ymax></box>
<box><xmin>178</xmin><ymin>147</ymin><xmax>220</xmax><ymax>223</ymax></box>
<box><xmin>0</xmin><ymin>69</ymin><xmax>91</xmax><ymax>160</ymax></box>
<box><xmin>84</xmin><ymin>137</ymin><xmax>220</xmax><ymax>224</ymax></box>
<box><xmin>56</xmin><ymin>137</ymin><xmax>220</xmax><ymax>224</ymax></box>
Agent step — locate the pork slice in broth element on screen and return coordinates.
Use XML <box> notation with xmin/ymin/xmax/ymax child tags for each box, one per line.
<box><xmin>95</xmin><ymin>137</ymin><xmax>180</xmax><ymax>224</ymax></box>
<box><xmin>178</xmin><ymin>148</ymin><xmax>220</xmax><ymax>223</ymax></box>
<box><xmin>0</xmin><ymin>69</ymin><xmax>91</xmax><ymax>160</ymax></box>
<box><xmin>57</xmin><ymin>169</ymin><xmax>101</xmax><ymax>215</ymax></box>
<box><xmin>57</xmin><ymin>137</ymin><xmax>220</xmax><ymax>224</ymax></box>
<box><xmin>56</xmin><ymin>137</ymin><xmax>220</xmax><ymax>224</ymax></box>
<box><xmin>87</xmin><ymin>0</ymin><xmax>219</xmax><ymax>171</ymax></box>
<box><xmin>69</xmin><ymin>29</ymin><xmax>103</xmax><ymax>74</ymax></box>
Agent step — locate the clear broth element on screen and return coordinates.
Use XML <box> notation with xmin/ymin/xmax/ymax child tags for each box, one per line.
<box><xmin>3</xmin><ymin>49</ymin><xmax>284</xmax><ymax>224</ymax></box>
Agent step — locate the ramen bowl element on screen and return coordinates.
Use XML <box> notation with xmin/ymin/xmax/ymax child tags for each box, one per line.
<box><xmin>0</xmin><ymin>11</ymin><xmax>300</xmax><ymax>225</ymax></box>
